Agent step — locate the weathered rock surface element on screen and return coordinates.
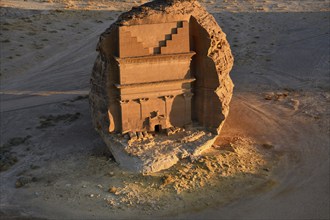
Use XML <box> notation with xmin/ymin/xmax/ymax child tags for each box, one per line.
<box><xmin>89</xmin><ymin>0</ymin><xmax>234</xmax><ymax>174</ymax></box>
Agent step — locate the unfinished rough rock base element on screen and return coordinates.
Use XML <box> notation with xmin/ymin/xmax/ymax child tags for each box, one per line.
<box><xmin>105</xmin><ymin>128</ymin><xmax>216</xmax><ymax>174</ymax></box>
<box><xmin>90</xmin><ymin>0</ymin><xmax>234</xmax><ymax>174</ymax></box>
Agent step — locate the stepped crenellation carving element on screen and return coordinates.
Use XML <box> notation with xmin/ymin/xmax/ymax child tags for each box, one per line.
<box><xmin>119</xmin><ymin>20</ymin><xmax>190</xmax><ymax>58</ymax></box>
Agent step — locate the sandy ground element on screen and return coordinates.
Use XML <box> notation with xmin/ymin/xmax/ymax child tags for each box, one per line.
<box><xmin>0</xmin><ymin>0</ymin><xmax>329</xmax><ymax>219</ymax></box>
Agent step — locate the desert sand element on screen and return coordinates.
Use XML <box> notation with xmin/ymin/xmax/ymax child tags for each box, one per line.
<box><xmin>0</xmin><ymin>0</ymin><xmax>329</xmax><ymax>219</ymax></box>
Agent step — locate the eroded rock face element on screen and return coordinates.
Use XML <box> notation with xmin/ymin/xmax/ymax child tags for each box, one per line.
<box><xmin>89</xmin><ymin>0</ymin><xmax>234</xmax><ymax>173</ymax></box>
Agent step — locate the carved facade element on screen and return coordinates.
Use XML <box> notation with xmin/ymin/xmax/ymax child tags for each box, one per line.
<box><xmin>105</xmin><ymin>21</ymin><xmax>196</xmax><ymax>133</ymax></box>
<box><xmin>90</xmin><ymin>0</ymin><xmax>234</xmax><ymax>139</ymax></box>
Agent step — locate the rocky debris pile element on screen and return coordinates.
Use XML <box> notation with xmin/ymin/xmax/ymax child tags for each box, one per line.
<box><xmin>85</xmin><ymin>137</ymin><xmax>281</xmax><ymax>212</ymax></box>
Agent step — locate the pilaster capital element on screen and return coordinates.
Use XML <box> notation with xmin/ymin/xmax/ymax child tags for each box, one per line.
<box><xmin>164</xmin><ymin>95</ymin><xmax>174</xmax><ymax>100</ymax></box>
<box><xmin>138</xmin><ymin>98</ymin><xmax>149</xmax><ymax>103</ymax></box>
<box><xmin>118</xmin><ymin>99</ymin><xmax>130</xmax><ymax>104</ymax></box>
<box><xmin>183</xmin><ymin>92</ymin><xmax>193</xmax><ymax>99</ymax></box>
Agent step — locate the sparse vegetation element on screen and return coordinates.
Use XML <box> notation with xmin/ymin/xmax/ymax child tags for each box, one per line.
<box><xmin>70</xmin><ymin>95</ymin><xmax>89</xmax><ymax>102</ymax></box>
<box><xmin>26</xmin><ymin>31</ymin><xmax>37</xmax><ymax>36</ymax></box>
<box><xmin>0</xmin><ymin>136</ymin><xmax>31</xmax><ymax>172</ymax></box>
<box><xmin>15</xmin><ymin>176</ymin><xmax>37</xmax><ymax>188</ymax></box>
<box><xmin>37</xmin><ymin>112</ymin><xmax>81</xmax><ymax>129</ymax></box>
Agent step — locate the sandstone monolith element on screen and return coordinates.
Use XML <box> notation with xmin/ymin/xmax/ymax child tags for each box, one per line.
<box><xmin>89</xmin><ymin>0</ymin><xmax>234</xmax><ymax>174</ymax></box>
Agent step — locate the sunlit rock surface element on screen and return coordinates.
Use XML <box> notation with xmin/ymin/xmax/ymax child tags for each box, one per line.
<box><xmin>90</xmin><ymin>0</ymin><xmax>234</xmax><ymax>174</ymax></box>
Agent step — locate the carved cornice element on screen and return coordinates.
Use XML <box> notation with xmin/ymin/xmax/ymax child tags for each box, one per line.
<box><xmin>114</xmin><ymin>52</ymin><xmax>196</xmax><ymax>64</ymax></box>
<box><xmin>115</xmin><ymin>78</ymin><xmax>196</xmax><ymax>89</ymax></box>
<box><xmin>117</xmin><ymin>91</ymin><xmax>193</xmax><ymax>104</ymax></box>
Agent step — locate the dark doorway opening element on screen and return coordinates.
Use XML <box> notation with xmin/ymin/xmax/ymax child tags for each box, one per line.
<box><xmin>155</xmin><ymin>125</ymin><xmax>162</xmax><ymax>132</ymax></box>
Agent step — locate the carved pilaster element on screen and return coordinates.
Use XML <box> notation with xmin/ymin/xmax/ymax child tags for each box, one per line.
<box><xmin>183</xmin><ymin>92</ymin><xmax>193</xmax><ymax>125</ymax></box>
<box><xmin>163</xmin><ymin>95</ymin><xmax>174</xmax><ymax>119</ymax></box>
<box><xmin>118</xmin><ymin>99</ymin><xmax>130</xmax><ymax>133</ymax></box>
<box><xmin>137</xmin><ymin>98</ymin><xmax>149</xmax><ymax>119</ymax></box>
